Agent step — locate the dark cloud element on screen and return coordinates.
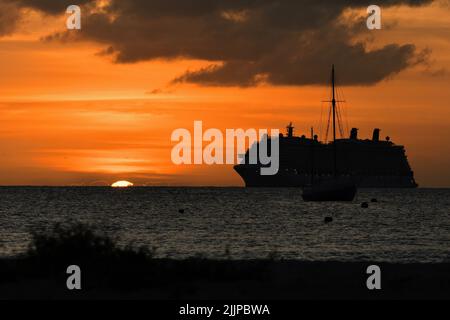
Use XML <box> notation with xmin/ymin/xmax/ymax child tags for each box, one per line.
<box><xmin>174</xmin><ymin>21</ymin><xmax>428</xmax><ymax>86</ymax></box>
<box><xmin>0</xmin><ymin>0</ymin><xmax>93</xmax><ymax>36</ymax></box>
<box><xmin>0</xmin><ymin>1</ymin><xmax>21</xmax><ymax>36</ymax></box>
<box><xmin>79</xmin><ymin>0</ymin><xmax>434</xmax><ymax>86</ymax></box>
<box><xmin>12</xmin><ymin>0</ymin><xmax>94</xmax><ymax>15</ymax></box>
<box><xmin>4</xmin><ymin>0</ymin><xmax>436</xmax><ymax>86</ymax></box>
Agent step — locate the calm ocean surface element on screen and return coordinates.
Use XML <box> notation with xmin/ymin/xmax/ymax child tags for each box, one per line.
<box><xmin>0</xmin><ymin>187</ymin><xmax>449</xmax><ymax>263</ymax></box>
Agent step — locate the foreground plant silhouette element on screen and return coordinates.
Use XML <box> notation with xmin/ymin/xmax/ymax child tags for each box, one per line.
<box><xmin>0</xmin><ymin>222</ymin><xmax>447</xmax><ymax>299</ymax></box>
<box><xmin>7</xmin><ymin>222</ymin><xmax>266</xmax><ymax>293</ymax></box>
<box><xmin>27</xmin><ymin>222</ymin><xmax>153</xmax><ymax>268</ymax></box>
<box><xmin>22</xmin><ymin>222</ymin><xmax>155</xmax><ymax>290</ymax></box>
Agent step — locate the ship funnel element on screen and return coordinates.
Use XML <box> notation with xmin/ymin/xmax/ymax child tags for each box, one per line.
<box><xmin>372</xmin><ymin>128</ymin><xmax>380</xmax><ymax>142</ymax></box>
<box><xmin>350</xmin><ymin>128</ymin><xmax>358</xmax><ymax>140</ymax></box>
<box><xmin>286</xmin><ymin>123</ymin><xmax>294</xmax><ymax>138</ymax></box>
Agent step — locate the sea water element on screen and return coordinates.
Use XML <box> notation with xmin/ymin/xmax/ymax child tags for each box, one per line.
<box><xmin>0</xmin><ymin>187</ymin><xmax>449</xmax><ymax>263</ymax></box>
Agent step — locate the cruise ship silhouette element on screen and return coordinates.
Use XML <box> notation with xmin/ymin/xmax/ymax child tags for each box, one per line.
<box><xmin>234</xmin><ymin>68</ymin><xmax>418</xmax><ymax>188</ymax></box>
<box><xmin>234</xmin><ymin>125</ymin><xmax>417</xmax><ymax>188</ymax></box>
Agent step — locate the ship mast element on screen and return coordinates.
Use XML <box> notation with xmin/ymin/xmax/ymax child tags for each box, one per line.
<box><xmin>310</xmin><ymin>127</ymin><xmax>314</xmax><ymax>185</ymax></box>
<box><xmin>331</xmin><ymin>65</ymin><xmax>337</xmax><ymax>177</ymax></box>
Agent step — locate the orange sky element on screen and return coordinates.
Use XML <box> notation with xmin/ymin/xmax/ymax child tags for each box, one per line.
<box><xmin>0</xmin><ymin>2</ymin><xmax>449</xmax><ymax>187</ymax></box>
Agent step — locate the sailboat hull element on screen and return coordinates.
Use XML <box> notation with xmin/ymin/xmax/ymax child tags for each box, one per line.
<box><xmin>302</xmin><ymin>180</ymin><xmax>357</xmax><ymax>202</ymax></box>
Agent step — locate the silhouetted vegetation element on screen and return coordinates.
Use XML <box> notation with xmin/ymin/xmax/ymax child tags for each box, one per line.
<box><xmin>0</xmin><ymin>222</ymin><xmax>269</xmax><ymax>296</ymax></box>
<box><xmin>0</xmin><ymin>222</ymin><xmax>449</xmax><ymax>299</ymax></box>
<box><xmin>27</xmin><ymin>222</ymin><xmax>153</xmax><ymax>267</ymax></box>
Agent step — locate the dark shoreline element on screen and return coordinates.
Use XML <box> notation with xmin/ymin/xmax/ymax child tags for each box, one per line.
<box><xmin>1</xmin><ymin>222</ymin><xmax>448</xmax><ymax>300</ymax></box>
<box><xmin>1</xmin><ymin>258</ymin><xmax>449</xmax><ymax>300</ymax></box>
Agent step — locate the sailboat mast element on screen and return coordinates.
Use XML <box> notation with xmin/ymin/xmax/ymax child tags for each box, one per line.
<box><xmin>310</xmin><ymin>127</ymin><xmax>314</xmax><ymax>185</ymax></box>
<box><xmin>331</xmin><ymin>65</ymin><xmax>337</xmax><ymax>177</ymax></box>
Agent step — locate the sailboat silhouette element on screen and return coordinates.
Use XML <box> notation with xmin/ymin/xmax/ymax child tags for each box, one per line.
<box><xmin>302</xmin><ymin>65</ymin><xmax>357</xmax><ymax>202</ymax></box>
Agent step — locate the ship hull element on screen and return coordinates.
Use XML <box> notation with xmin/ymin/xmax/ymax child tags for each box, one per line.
<box><xmin>302</xmin><ymin>179</ymin><xmax>357</xmax><ymax>201</ymax></box>
<box><xmin>234</xmin><ymin>165</ymin><xmax>418</xmax><ymax>188</ymax></box>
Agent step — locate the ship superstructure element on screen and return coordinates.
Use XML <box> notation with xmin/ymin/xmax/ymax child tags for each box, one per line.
<box><xmin>234</xmin><ymin>125</ymin><xmax>417</xmax><ymax>188</ymax></box>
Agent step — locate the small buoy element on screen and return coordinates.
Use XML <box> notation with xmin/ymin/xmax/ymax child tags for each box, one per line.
<box><xmin>324</xmin><ymin>217</ymin><xmax>333</xmax><ymax>223</ymax></box>
<box><xmin>361</xmin><ymin>202</ymin><xmax>369</xmax><ymax>208</ymax></box>
<box><xmin>178</xmin><ymin>209</ymin><xmax>185</xmax><ymax>213</ymax></box>
<box><xmin>371</xmin><ymin>198</ymin><xmax>378</xmax><ymax>203</ymax></box>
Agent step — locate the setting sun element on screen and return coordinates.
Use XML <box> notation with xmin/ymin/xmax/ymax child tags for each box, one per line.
<box><xmin>111</xmin><ymin>181</ymin><xmax>134</xmax><ymax>188</ymax></box>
